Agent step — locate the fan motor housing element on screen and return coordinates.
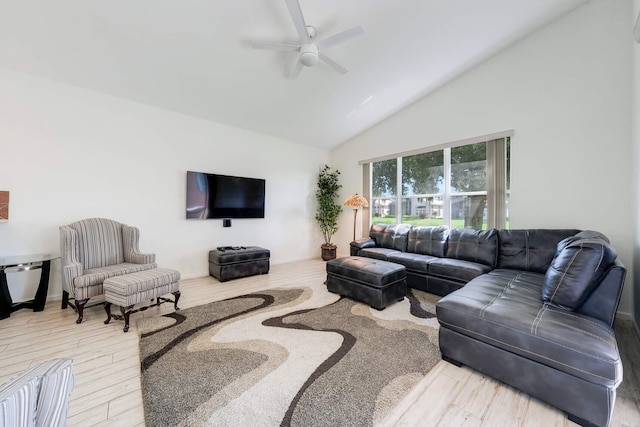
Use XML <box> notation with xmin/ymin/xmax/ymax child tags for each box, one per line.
<box><xmin>300</xmin><ymin>43</ymin><xmax>318</xmax><ymax>66</ymax></box>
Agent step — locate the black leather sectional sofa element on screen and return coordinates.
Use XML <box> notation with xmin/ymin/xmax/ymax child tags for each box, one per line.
<box><xmin>350</xmin><ymin>224</ymin><xmax>626</xmax><ymax>427</ymax></box>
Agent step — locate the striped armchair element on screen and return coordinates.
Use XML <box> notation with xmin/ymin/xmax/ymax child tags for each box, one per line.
<box><xmin>0</xmin><ymin>358</ymin><xmax>75</xmax><ymax>427</ymax></box>
<box><xmin>60</xmin><ymin>218</ymin><xmax>157</xmax><ymax>324</ymax></box>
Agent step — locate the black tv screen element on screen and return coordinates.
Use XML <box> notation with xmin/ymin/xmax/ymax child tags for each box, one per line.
<box><xmin>186</xmin><ymin>171</ymin><xmax>265</xmax><ymax>219</ymax></box>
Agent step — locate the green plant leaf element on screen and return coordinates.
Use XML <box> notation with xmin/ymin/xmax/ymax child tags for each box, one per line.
<box><xmin>315</xmin><ymin>164</ymin><xmax>342</xmax><ymax>245</ymax></box>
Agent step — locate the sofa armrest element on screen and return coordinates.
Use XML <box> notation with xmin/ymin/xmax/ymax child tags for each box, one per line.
<box><xmin>0</xmin><ymin>358</ymin><xmax>75</xmax><ymax>427</ymax></box>
<box><xmin>59</xmin><ymin>225</ymin><xmax>83</xmax><ymax>294</ymax></box>
<box><xmin>61</xmin><ymin>264</ymin><xmax>82</xmax><ymax>297</ymax></box>
<box><xmin>350</xmin><ymin>238</ymin><xmax>376</xmax><ymax>256</ymax></box>
<box><xmin>576</xmin><ymin>259</ymin><xmax>626</xmax><ymax>327</ymax></box>
<box><xmin>122</xmin><ymin>224</ymin><xmax>156</xmax><ymax>264</ymax></box>
<box><xmin>126</xmin><ymin>251</ymin><xmax>156</xmax><ymax>264</ymax></box>
<box><xmin>350</xmin><ymin>238</ymin><xmax>376</xmax><ymax>249</ymax></box>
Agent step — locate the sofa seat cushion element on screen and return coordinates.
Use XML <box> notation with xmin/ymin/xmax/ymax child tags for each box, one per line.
<box><xmin>428</xmin><ymin>258</ymin><xmax>493</xmax><ymax>283</ymax></box>
<box><xmin>387</xmin><ymin>252</ymin><xmax>437</xmax><ymax>273</ymax></box>
<box><xmin>73</xmin><ymin>262</ymin><xmax>157</xmax><ymax>288</ymax></box>
<box><xmin>359</xmin><ymin>247</ymin><xmax>400</xmax><ymax>261</ymax></box>
<box><xmin>436</xmin><ymin>269</ymin><xmax>621</xmax><ymax>387</ymax></box>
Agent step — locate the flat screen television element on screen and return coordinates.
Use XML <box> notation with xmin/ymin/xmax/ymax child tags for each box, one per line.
<box><xmin>186</xmin><ymin>171</ymin><xmax>265</xmax><ymax>219</ymax></box>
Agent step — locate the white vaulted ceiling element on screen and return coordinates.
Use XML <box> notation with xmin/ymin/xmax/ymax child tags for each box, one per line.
<box><xmin>0</xmin><ymin>0</ymin><xmax>588</xmax><ymax>149</ymax></box>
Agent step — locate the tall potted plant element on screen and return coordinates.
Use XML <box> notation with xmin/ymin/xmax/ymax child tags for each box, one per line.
<box><xmin>315</xmin><ymin>164</ymin><xmax>342</xmax><ymax>261</ymax></box>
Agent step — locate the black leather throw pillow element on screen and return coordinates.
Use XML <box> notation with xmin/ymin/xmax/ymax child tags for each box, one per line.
<box><xmin>552</xmin><ymin>230</ymin><xmax>610</xmax><ymax>259</ymax></box>
<box><xmin>542</xmin><ymin>239</ymin><xmax>617</xmax><ymax>309</ymax></box>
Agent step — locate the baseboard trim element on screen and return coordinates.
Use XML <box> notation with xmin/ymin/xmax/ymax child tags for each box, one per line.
<box><xmin>616</xmin><ymin>310</ymin><xmax>633</xmax><ymax>320</ymax></box>
<box><xmin>616</xmin><ymin>310</ymin><xmax>640</xmax><ymax>338</ymax></box>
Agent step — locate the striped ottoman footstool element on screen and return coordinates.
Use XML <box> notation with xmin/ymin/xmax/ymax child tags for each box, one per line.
<box><xmin>103</xmin><ymin>268</ymin><xmax>181</xmax><ymax>332</ymax></box>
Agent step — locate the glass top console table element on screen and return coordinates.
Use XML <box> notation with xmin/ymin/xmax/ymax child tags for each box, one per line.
<box><xmin>0</xmin><ymin>253</ymin><xmax>59</xmax><ymax>319</ymax></box>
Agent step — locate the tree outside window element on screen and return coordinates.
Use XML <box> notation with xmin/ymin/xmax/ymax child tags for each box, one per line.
<box><xmin>451</xmin><ymin>142</ymin><xmax>487</xmax><ymax>229</ymax></box>
<box><xmin>372</xmin><ymin>159</ymin><xmax>396</xmax><ymax>218</ymax></box>
<box><xmin>369</xmin><ymin>137</ymin><xmax>509</xmax><ymax>229</ymax></box>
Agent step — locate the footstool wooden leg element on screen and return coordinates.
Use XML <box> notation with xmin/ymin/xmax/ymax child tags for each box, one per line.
<box><xmin>172</xmin><ymin>291</ymin><xmax>181</xmax><ymax>310</ymax></box>
<box><xmin>120</xmin><ymin>305</ymin><xmax>132</xmax><ymax>333</ymax></box>
<box><xmin>104</xmin><ymin>302</ymin><xmax>112</xmax><ymax>325</ymax></box>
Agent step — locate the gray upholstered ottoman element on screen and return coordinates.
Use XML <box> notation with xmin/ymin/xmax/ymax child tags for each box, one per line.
<box><xmin>208</xmin><ymin>246</ymin><xmax>270</xmax><ymax>282</ymax></box>
<box><xmin>326</xmin><ymin>256</ymin><xmax>406</xmax><ymax>310</ymax></box>
<box><xmin>103</xmin><ymin>268</ymin><xmax>180</xmax><ymax>332</ymax></box>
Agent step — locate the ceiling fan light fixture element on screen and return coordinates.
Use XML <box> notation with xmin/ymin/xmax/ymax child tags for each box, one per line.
<box><xmin>300</xmin><ymin>43</ymin><xmax>319</xmax><ymax>66</ymax></box>
<box><xmin>250</xmin><ymin>0</ymin><xmax>363</xmax><ymax>77</ymax></box>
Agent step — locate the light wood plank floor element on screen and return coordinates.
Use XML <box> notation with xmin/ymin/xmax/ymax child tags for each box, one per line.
<box><xmin>0</xmin><ymin>259</ymin><xmax>638</xmax><ymax>426</ymax></box>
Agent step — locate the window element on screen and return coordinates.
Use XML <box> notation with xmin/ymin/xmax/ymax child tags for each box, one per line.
<box><xmin>450</xmin><ymin>141</ymin><xmax>487</xmax><ymax>229</ymax></box>
<box><xmin>364</xmin><ymin>134</ymin><xmax>511</xmax><ymax>230</ymax></box>
<box><xmin>401</xmin><ymin>151</ymin><xmax>444</xmax><ymax>226</ymax></box>
<box><xmin>371</xmin><ymin>158</ymin><xmax>397</xmax><ymax>218</ymax></box>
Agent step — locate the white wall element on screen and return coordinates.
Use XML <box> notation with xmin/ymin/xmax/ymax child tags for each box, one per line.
<box><xmin>332</xmin><ymin>0</ymin><xmax>636</xmax><ymax>317</ymax></box>
<box><xmin>0</xmin><ymin>68</ymin><xmax>329</xmax><ymax>302</ymax></box>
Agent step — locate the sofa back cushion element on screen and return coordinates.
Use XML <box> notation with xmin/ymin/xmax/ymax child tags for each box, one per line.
<box><xmin>68</xmin><ymin>218</ymin><xmax>125</xmax><ymax>270</ymax></box>
<box><xmin>552</xmin><ymin>230</ymin><xmax>610</xmax><ymax>256</ymax></box>
<box><xmin>542</xmin><ymin>236</ymin><xmax>618</xmax><ymax>309</ymax></box>
<box><xmin>446</xmin><ymin>228</ymin><xmax>498</xmax><ymax>267</ymax></box>
<box><xmin>407</xmin><ymin>226</ymin><xmax>448</xmax><ymax>257</ymax></box>
<box><xmin>369</xmin><ymin>223</ymin><xmax>411</xmax><ymax>251</ymax></box>
<box><xmin>497</xmin><ymin>229</ymin><xmax>579</xmax><ymax>273</ymax></box>
<box><xmin>368</xmin><ymin>223</ymin><xmax>388</xmax><ymax>246</ymax></box>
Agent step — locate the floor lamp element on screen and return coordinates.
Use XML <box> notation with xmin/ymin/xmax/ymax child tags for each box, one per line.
<box><xmin>344</xmin><ymin>194</ymin><xmax>369</xmax><ymax>241</ymax></box>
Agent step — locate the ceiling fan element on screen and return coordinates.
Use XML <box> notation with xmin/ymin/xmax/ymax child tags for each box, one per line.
<box><xmin>251</xmin><ymin>0</ymin><xmax>364</xmax><ymax>79</ymax></box>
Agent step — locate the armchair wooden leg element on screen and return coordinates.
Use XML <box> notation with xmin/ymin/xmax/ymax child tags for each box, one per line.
<box><xmin>75</xmin><ymin>298</ymin><xmax>89</xmax><ymax>324</ymax></box>
<box><xmin>61</xmin><ymin>290</ymin><xmax>69</xmax><ymax>309</ymax></box>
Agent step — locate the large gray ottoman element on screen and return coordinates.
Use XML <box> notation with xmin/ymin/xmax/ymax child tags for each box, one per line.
<box><xmin>209</xmin><ymin>246</ymin><xmax>270</xmax><ymax>282</ymax></box>
<box><xmin>326</xmin><ymin>256</ymin><xmax>407</xmax><ymax>310</ymax></box>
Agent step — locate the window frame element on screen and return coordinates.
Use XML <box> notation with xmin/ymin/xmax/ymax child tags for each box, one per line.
<box><xmin>360</xmin><ymin>130</ymin><xmax>512</xmax><ymax>233</ymax></box>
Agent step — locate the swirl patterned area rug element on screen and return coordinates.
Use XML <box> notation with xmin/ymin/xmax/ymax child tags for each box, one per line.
<box><xmin>137</xmin><ymin>282</ymin><xmax>441</xmax><ymax>427</ymax></box>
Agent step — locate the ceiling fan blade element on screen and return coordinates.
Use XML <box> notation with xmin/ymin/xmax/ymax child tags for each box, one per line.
<box><xmin>285</xmin><ymin>0</ymin><xmax>311</xmax><ymax>43</ymax></box>
<box><xmin>250</xmin><ymin>41</ymin><xmax>300</xmax><ymax>52</ymax></box>
<box><xmin>316</xmin><ymin>25</ymin><xmax>364</xmax><ymax>50</ymax></box>
<box><xmin>285</xmin><ymin>57</ymin><xmax>304</xmax><ymax>79</ymax></box>
<box><xmin>318</xmin><ymin>53</ymin><xmax>348</xmax><ymax>75</ymax></box>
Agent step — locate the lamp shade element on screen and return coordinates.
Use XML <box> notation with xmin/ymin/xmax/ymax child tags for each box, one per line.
<box><xmin>344</xmin><ymin>194</ymin><xmax>369</xmax><ymax>208</ymax></box>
